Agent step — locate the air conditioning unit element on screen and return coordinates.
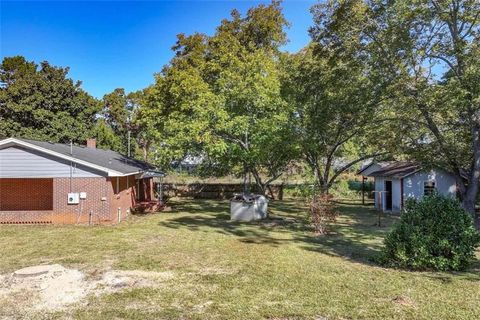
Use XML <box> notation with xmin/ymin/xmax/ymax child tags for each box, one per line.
<box><xmin>68</xmin><ymin>193</ymin><xmax>79</xmax><ymax>204</ymax></box>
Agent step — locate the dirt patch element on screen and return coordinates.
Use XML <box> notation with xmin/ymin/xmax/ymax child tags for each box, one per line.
<box><xmin>0</xmin><ymin>264</ymin><xmax>174</xmax><ymax>312</ymax></box>
<box><xmin>98</xmin><ymin>270</ymin><xmax>174</xmax><ymax>294</ymax></box>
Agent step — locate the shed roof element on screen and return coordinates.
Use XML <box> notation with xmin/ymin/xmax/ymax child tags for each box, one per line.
<box><xmin>367</xmin><ymin>161</ymin><xmax>420</xmax><ymax>179</ymax></box>
<box><xmin>0</xmin><ymin>138</ymin><xmax>155</xmax><ymax>176</ymax></box>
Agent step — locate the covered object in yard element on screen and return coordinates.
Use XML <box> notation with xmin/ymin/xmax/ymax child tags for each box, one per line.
<box><xmin>230</xmin><ymin>194</ymin><xmax>268</xmax><ymax>221</ymax></box>
<box><xmin>0</xmin><ymin>137</ymin><xmax>163</xmax><ymax>224</ymax></box>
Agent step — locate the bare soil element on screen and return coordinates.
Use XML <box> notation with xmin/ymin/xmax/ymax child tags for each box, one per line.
<box><xmin>0</xmin><ymin>264</ymin><xmax>174</xmax><ymax>312</ymax></box>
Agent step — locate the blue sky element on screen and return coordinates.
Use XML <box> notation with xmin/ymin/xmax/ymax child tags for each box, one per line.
<box><xmin>1</xmin><ymin>1</ymin><xmax>316</xmax><ymax>98</ymax></box>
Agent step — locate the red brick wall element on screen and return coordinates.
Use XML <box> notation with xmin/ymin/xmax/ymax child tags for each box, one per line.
<box><xmin>108</xmin><ymin>175</ymin><xmax>137</xmax><ymax>223</ymax></box>
<box><xmin>0</xmin><ymin>178</ymin><xmax>53</xmax><ymax>211</ymax></box>
<box><xmin>53</xmin><ymin>177</ymin><xmax>111</xmax><ymax>224</ymax></box>
<box><xmin>0</xmin><ymin>175</ymin><xmax>142</xmax><ymax>225</ymax></box>
<box><xmin>0</xmin><ymin>177</ymin><xmax>111</xmax><ymax>224</ymax></box>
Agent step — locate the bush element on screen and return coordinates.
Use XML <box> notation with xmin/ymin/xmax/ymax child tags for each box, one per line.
<box><xmin>284</xmin><ymin>184</ymin><xmax>316</xmax><ymax>199</ymax></box>
<box><xmin>330</xmin><ymin>179</ymin><xmax>352</xmax><ymax>198</ymax></box>
<box><xmin>309</xmin><ymin>194</ymin><xmax>338</xmax><ymax>235</ymax></box>
<box><xmin>380</xmin><ymin>194</ymin><xmax>480</xmax><ymax>271</ymax></box>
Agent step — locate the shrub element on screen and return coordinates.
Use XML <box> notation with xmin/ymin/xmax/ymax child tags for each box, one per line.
<box><xmin>309</xmin><ymin>194</ymin><xmax>338</xmax><ymax>235</ymax></box>
<box><xmin>284</xmin><ymin>184</ymin><xmax>316</xmax><ymax>199</ymax></box>
<box><xmin>331</xmin><ymin>179</ymin><xmax>352</xmax><ymax>198</ymax></box>
<box><xmin>380</xmin><ymin>194</ymin><xmax>480</xmax><ymax>271</ymax></box>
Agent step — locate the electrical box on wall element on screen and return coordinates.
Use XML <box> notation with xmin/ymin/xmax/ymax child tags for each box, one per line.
<box><xmin>79</xmin><ymin>192</ymin><xmax>87</xmax><ymax>199</ymax></box>
<box><xmin>68</xmin><ymin>193</ymin><xmax>79</xmax><ymax>204</ymax></box>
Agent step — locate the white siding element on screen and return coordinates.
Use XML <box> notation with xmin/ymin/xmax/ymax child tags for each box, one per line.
<box><xmin>0</xmin><ymin>146</ymin><xmax>104</xmax><ymax>178</ymax></box>
<box><xmin>361</xmin><ymin>163</ymin><xmax>383</xmax><ymax>176</ymax></box>
<box><xmin>403</xmin><ymin>169</ymin><xmax>457</xmax><ymax>201</ymax></box>
<box><xmin>374</xmin><ymin>177</ymin><xmax>384</xmax><ymax>210</ymax></box>
<box><xmin>391</xmin><ymin>179</ymin><xmax>402</xmax><ymax>212</ymax></box>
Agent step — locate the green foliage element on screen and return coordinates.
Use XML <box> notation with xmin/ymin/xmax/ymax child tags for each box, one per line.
<box><xmin>139</xmin><ymin>1</ymin><xmax>297</xmax><ymax>192</ymax></box>
<box><xmin>95</xmin><ymin>88</ymin><xmax>145</xmax><ymax>156</ymax></box>
<box><xmin>330</xmin><ymin>179</ymin><xmax>352</xmax><ymax>198</ymax></box>
<box><xmin>283</xmin><ymin>25</ymin><xmax>390</xmax><ymax>193</ymax></box>
<box><xmin>381</xmin><ymin>195</ymin><xmax>480</xmax><ymax>271</ymax></box>
<box><xmin>0</xmin><ymin>56</ymin><xmax>100</xmax><ymax>143</ymax></box>
<box><xmin>91</xmin><ymin>118</ymin><xmax>124</xmax><ymax>152</ymax></box>
<box><xmin>102</xmin><ymin>88</ymin><xmax>130</xmax><ymax>134</ymax></box>
<box><xmin>283</xmin><ymin>184</ymin><xmax>316</xmax><ymax>199</ymax></box>
<box><xmin>309</xmin><ymin>0</ymin><xmax>480</xmax><ymax>213</ymax></box>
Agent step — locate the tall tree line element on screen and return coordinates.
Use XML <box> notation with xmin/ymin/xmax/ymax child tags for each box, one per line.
<box><xmin>1</xmin><ymin>0</ymin><xmax>479</xmax><ymax>216</ymax></box>
<box><xmin>0</xmin><ymin>56</ymin><xmax>147</xmax><ymax>159</ymax></box>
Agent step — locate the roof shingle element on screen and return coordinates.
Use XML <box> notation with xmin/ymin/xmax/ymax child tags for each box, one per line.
<box><xmin>19</xmin><ymin>138</ymin><xmax>155</xmax><ymax>174</ymax></box>
<box><xmin>368</xmin><ymin>161</ymin><xmax>420</xmax><ymax>178</ymax></box>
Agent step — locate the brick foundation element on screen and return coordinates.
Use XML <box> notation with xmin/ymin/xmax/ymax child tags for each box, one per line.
<box><xmin>0</xmin><ymin>176</ymin><xmax>154</xmax><ymax>225</ymax></box>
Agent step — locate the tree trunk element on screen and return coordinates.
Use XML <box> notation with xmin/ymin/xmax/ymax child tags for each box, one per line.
<box><xmin>319</xmin><ymin>181</ymin><xmax>330</xmax><ymax>195</ymax></box>
<box><xmin>141</xmin><ymin>141</ymin><xmax>150</xmax><ymax>162</ymax></box>
<box><xmin>308</xmin><ymin>157</ymin><xmax>331</xmax><ymax>195</ymax></box>
<box><xmin>250</xmin><ymin>168</ymin><xmax>267</xmax><ymax>196</ymax></box>
<box><xmin>460</xmin><ymin>173</ymin><xmax>479</xmax><ymax>224</ymax></box>
<box><xmin>462</xmin><ymin>125</ymin><xmax>480</xmax><ymax>219</ymax></box>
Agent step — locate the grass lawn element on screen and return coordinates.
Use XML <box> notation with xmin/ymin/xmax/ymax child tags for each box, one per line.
<box><xmin>0</xmin><ymin>199</ymin><xmax>479</xmax><ymax>319</ymax></box>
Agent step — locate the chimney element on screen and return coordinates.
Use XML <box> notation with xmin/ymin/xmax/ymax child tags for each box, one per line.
<box><xmin>86</xmin><ymin>138</ymin><xmax>96</xmax><ymax>149</ymax></box>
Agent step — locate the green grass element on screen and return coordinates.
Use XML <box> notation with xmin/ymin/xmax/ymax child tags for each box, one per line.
<box><xmin>0</xmin><ymin>199</ymin><xmax>479</xmax><ymax>319</ymax></box>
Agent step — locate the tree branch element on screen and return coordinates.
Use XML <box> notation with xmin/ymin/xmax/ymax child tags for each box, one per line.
<box><xmin>328</xmin><ymin>152</ymin><xmax>388</xmax><ymax>186</ymax></box>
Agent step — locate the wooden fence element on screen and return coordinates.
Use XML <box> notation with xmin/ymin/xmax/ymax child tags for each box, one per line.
<box><xmin>155</xmin><ymin>183</ymin><xmax>284</xmax><ymax>200</ymax></box>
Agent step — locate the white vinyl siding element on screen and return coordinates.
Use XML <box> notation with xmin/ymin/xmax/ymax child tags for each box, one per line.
<box><xmin>374</xmin><ymin>177</ymin><xmax>384</xmax><ymax>211</ymax></box>
<box><xmin>403</xmin><ymin>170</ymin><xmax>456</xmax><ymax>201</ymax></box>
<box><xmin>391</xmin><ymin>179</ymin><xmax>402</xmax><ymax>212</ymax></box>
<box><xmin>0</xmin><ymin>146</ymin><xmax>104</xmax><ymax>178</ymax></box>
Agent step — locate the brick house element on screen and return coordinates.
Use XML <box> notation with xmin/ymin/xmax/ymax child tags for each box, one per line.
<box><xmin>0</xmin><ymin>137</ymin><xmax>162</xmax><ymax>224</ymax></box>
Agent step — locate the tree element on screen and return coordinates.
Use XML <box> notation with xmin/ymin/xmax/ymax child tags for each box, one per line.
<box><xmin>131</xmin><ymin>84</ymin><xmax>167</xmax><ymax>162</ymax></box>
<box><xmin>91</xmin><ymin>118</ymin><xmax>125</xmax><ymax>152</ymax></box>
<box><xmin>103</xmin><ymin>88</ymin><xmax>129</xmax><ymax>135</ymax></box>
<box><xmin>0</xmin><ymin>56</ymin><xmax>100</xmax><ymax>143</ymax></box>
<box><xmin>310</xmin><ymin>0</ymin><xmax>480</xmax><ymax>216</ymax></box>
<box><xmin>140</xmin><ymin>1</ymin><xmax>297</xmax><ymax>194</ymax></box>
<box><xmin>95</xmin><ymin>88</ymin><xmax>145</xmax><ymax>156</ymax></box>
<box><xmin>282</xmin><ymin>43</ymin><xmax>389</xmax><ymax>194</ymax></box>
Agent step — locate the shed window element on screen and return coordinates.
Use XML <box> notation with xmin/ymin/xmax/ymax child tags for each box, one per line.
<box><xmin>424</xmin><ymin>181</ymin><xmax>436</xmax><ymax>196</ymax></box>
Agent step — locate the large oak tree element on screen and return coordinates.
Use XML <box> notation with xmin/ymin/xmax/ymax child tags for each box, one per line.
<box><xmin>140</xmin><ymin>1</ymin><xmax>297</xmax><ymax>195</ymax></box>
<box><xmin>0</xmin><ymin>56</ymin><xmax>100</xmax><ymax>143</ymax></box>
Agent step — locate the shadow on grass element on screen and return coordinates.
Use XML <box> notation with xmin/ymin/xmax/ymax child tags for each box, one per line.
<box><xmin>159</xmin><ymin>199</ymin><xmax>310</xmax><ymax>246</ymax></box>
<box><xmin>158</xmin><ymin>199</ymin><xmax>480</xmax><ymax>277</ymax></box>
<box><xmin>159</xmin><ymin>199</ymin><xmax>396</xmax><ymax>265</ymax></box>
<box><xmin>297</xmin><ymin>204</ymin><xmax>398</xmax><ymax>266</ymax></box>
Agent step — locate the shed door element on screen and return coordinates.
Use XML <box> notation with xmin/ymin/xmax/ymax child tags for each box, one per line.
<box><xmin>385</xmin><ymin>180</ymin><xmax>392</xmax><ymax>211</ymax></box>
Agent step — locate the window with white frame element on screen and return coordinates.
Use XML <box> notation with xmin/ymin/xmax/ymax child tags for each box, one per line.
<box><xmin>424</xmin><ymin>181</ymin><xmax>436</xmax><ymax>196</ymax></box>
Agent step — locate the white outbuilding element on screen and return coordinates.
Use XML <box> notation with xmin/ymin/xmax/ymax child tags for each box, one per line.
<box><xmin>359</xmin><ymin>161</ymin><xmax>458</xmax><ymax>213</ymax></box>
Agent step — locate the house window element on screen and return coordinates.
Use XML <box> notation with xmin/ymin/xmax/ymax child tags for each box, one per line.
<box><xmin>424</xmin><ymin>181</ymin><xmax>436</xmax><ymax>196</ymax></box>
